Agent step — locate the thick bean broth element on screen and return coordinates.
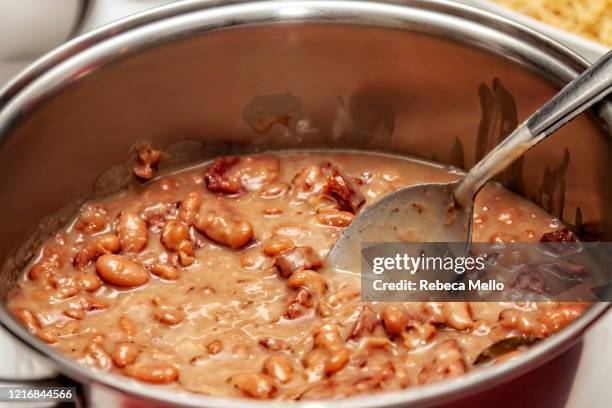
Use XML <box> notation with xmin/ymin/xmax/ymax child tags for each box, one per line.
<box><xmin>8</xmin><ymin>151</ymin><xmax>586</xmax><ymax>400</ymax></box>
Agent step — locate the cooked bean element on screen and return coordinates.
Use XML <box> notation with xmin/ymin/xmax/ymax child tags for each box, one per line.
<box><xmin>313</xmin><ymin>324</ymin><xmax>343</xmax><ymax>351</ymax></box>
<box><xmin>178</xmin><ymin>191</ymin><xmax>202</xmax><ymax>225</ymax></box>
<box><xmin>76</xmin><ymin>204</ymin><xmax>108</xmax><ymax>234</ymax></box>
<box><xmin>231</xmin><ymin>373</ymin><xmax>277</xmax><ymax>399</ymax></box>
<box><xmin>161</xmin><ymin>220</ymin><xmax>190</xmax><ymax>251</ymax></box>
<box><xmin>73</xmin><ymin>233</ymin><xmax>121</xmax><ymax>270</ymax></box>
<box><xmin>85</xmin><ymin>342</ymin><xmax>112</xmax><ymax>370</ymax></box>
<box><xmin>316</xmin><ymin>208</ymin><xmax>355</xmax><ymax>227</ymax></box>
<box><xmin>263</xmin><ymin>355</ymin><xmax>294</xmax><ymax>384</ymax></box>
<box><xmin>195</xmin><ymin>212</ymin><xmax>253</xmax><ymax>249</ymax></box>
<box><xmin>287</xmin><ymin>270</ymin><xmax>327</xmax><ymax>296</ymax></box>
<box><xmin>154</xmin><ymin>308</ymin><xmax>185</xmax><ymax>326</ymax></box>
<box><xmin>326</xmin><ymin>349</ymin><xmax>351</xmax><ymax>377</ymax></box>
<box><xmin>178</xmin><ymin>240</ymin><xmax>195</xmax><ymax>266</ymax></box>
<box><xmin>207</xmin><ymin>340</ymin><xmax>224</xmax><ymax>355</ymax></box>
<box><xmin>95</xmin><ymin>254</ymin><xmax>149</xmax><ymax>287</ymax></box>
<box><xmin>64</xmin><ymin>308</ymin><xmax>85</xmax><ymax>320</ymax></box>
<box><xmin>274</xmin><ymin>246</ymin><xmax>322</xmax><ymax>278</ymax></box>
<box><xmin>258</xmin><ymin>337</ymin><xmax>293</xmax><ymax>353</ymax></box>
<box><xmin>284</xmin><ymin>287</ymin><xmax>314</xmax><ymax>320</ymax></box>
<box><xmin>112</xmin><ymin>343</ymin><xmax>139</xmax><ymax>368</ymax></box>
<box><xmin>149</xmin><ymin>263</ymin><xmax>180</xmax><ymax>280</ymax></box>
<box><xmin>119</xmin><ymin>316</ymin><xmax>137</xmax><ymax>336</ymax></box>
<box><xmin>140</xmin><ymin>202</ymin><xmax>177</xmax><ymax>230</ymax></box>
<box><xmin>117</xmin><ymin>212</ymin><xmax>148</xmax><ymax>252</ymax></box>
<box><xmin>262</xmin><ymin>236</ymin><xmax>295</xmax><ymax>257</ymax></box>
<box><xmin>418</xmin><ymin>340</ymin><xmax>466</xmax><ymax>384</ymax></box>
<box><xmin>14</xmin><ymin>309</ymin><xmax>40</xmax><ymax>333</ymax></box>
<box><xmin>37</xmin><ymin>327</ymin><xmax>60</xmax><ymax>344</ymax></box>
<box><xmin>381</xmin><ymin>305</ymin><xmax>408</xmax><ymax>337</ymax></box>
<box><xmin>133</xmin><ymin>144</ymin><xmax>161</xmax><ymax>180</ymax></box>
<box><xmin>125</xmin><ymin>362</ymin><xmax>179</xmax><ymax>384</ymax></box>
<box><xmin>443</xmin><ymin>303</ymin><xmax>473</xmax><ymax>330</ymax></box>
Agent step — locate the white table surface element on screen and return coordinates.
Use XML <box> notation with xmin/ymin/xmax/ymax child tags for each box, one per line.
<box><xmin>0</xmin><ymin>1</ymin><xmax>610</xmax><ymax>407</ymax></box>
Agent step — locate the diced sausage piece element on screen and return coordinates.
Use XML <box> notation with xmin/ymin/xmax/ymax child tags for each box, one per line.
<box><xmin>95</xmin><ymin>255</ymin><xmax>149</xmax><ymax>288</ymax></box>
<box><xmin>204</xmin><ymin>156</ymin><xmax>243</xmax><ymax>194</ymax></box>
<box><xmin>140</xmin><ymin>202</ymin><xmax>177</xmax><ymax>230</ymax></box>
<box><xmin>275</xmin><ymin>246</ymin><xmax>322</xmax><ymax>278</ymax></box>
<box><xmin>418</xmin><ymin>339</ymin><xmax>466</xmax><ymax>384</ymax></box>
<box><xmin>117</xmin><ymin>212</ymin><xmax>148</xmax><ymax>252</ymax></box>
<box><xmin>324</xmin><ymin>165</ymin><xmax>365</xmax><ymax>214</ymax></box>
<box><xmin>381</xmin><ymin>305</ymin><xmax>408</xmax><ymax>338</ymax></box>
<box><xmin>540</xmin><ymin>228</ymin><xmax>576</xmax><ymax>243</ymax></box>
<box><xmin>195</xmin><ymin>212</ymin><xmax>253</xmax><ymax>249</ymax></box>
<box><xmin>350</xmin><ymin>305</ymin><xmax>380</xmax><ymax>339</ymax></box>
<box><xmin>133</xmin><ymin>144</ymin><xmax>161</xmax><ymax>180</ymax></box>
<box><xmin>231</xmin><ymin>373</ymin><xmax>277</xmax><ymax>399</ymax></box>
<box><xmin>513</xmin><ymin>266</ymin><xmax>546</xmax><ymax>294</ymax></box>
<box><xmin>178</xmin><ymin>191</ymin><xmax>202</xmax><ymax>225</ymax></box>
<box><xmin>262</xmin><ymin>355</ymin><xmax>294</xmax><ymax>384</ymax></box>
<box><xmin>125</xmin><ymin>362</ymin><xmax>179</xmax><ymax>384</ymax></box>
<box><xmin>75</xmin><ymin>204</ymin><xmax>108</xmax><ymax>234</ymax></box>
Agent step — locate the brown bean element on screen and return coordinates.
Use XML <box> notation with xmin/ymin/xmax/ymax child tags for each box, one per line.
<box><xmin>154</xmin><ymin>308</ymin><xmax>185</xmax><ymax>326</ymax></box>
<box><xmin>149</xmin><ymin>263</ymin><xmax>180</xmax><ymax>280</ymax></box>
<box><xmin>443</xmin><ymin>303</ymin><xmax>473</xmax><ymax>330</ymax></box>
<box><xmin>263</xmin><ymin>355</ymin><xmax>294</xmax><ymax>384</ymax></box>
<box><xmin>64</xmin><ymin>308</ymin><xmax>85</xmax><ymax>320</ymax></box>
<box><xmin>262</xmin><ymin>236</ymin><xmax>295</xmax><ymax>257</ymax></box>
<box><xmin>206</xmin><ymin>340</ymin><xmax>223</xmax><ymax>355</ymax></box>
<box><xmin>125</xmin><ymin>362</ymin><xmax>179</xmax><ymax>384</ymax></box>
<box><xmin>316</xmin><ymin>209</ymin><xmax>355</xmax><ymax>227</ymax></box>
<box><xmin>77</xmin><ymin>272</ymin><xmax>102</xmax><ymax>292</ymax></box>
<box><xmin>117</xmin><ymin>211</ymin><xmax>148</xmax><ymax>252</ymax></box>
<box><xmin>324</xmin><ymin>348</ymin><xmax>351</xmax><ymax>376</ymax></box>
<box><xmin>178</xmin><ymin>191</ymin><xmax>202</xmax><ymax>225</ymax></box>
<box><xmin>13</xmin><ymin>309</ymin><xmax>40</xmax><ymax>333</ymax></box>
<box><xmin>258</xmin><ymin>337</ymin><xmax>293</xmax><ymax>353</ymax></box>
<box><xmin>313</xmin><ymin>323</ymin><xmax>343</xmax><ymax>351</ymax></box>
<box><xmin>418</xmin><ymin>339</ymin><xmax>466</xmax><ymax>384</ymax></box>
<box><xmin>37</xmin><ymin>327</ymin><xmax>59</xmax><ymax>344</ymax></box>
<box><xmin>231</xmin><ymin>373</ymin><xmax>277</xmax><ymax>399</ymax></box>
<box><xmin>133</xmin><ymin>144</ymin><xmax>161</xmax><ymax>180</ymax></box>
<box><xmin>381</xmin><ymin>305</ymin><xmax>408</xmax><ymax>337</ymax></box>
<box><xmin>76</xmin><ymin>204</ymin><xmax>108</xmax><ymax>234</ymax></box>
<box><xmin>85</xmin><ymin>342</ymin><xmax>112</xmax><ymax>370</ymax></box>
<box><xmin>178</xmin><ymin>240</ymin><xmax>195</xmax><ymax>266</ymax></box>
<box><xmin>112</xmin><ymin>343</ymin><xmax>139</xmax><ymax>368</ymax></box>
<box><xmin>195</xmin><ymin>212</ymin><xmax>253</xmax><ymax>249</ymax></box>
<box><xmin>119</xmin><ymin>316</ymin><xmax>137</xmax><ymax>336</ymax></box>
<box><xmin>287</xmin><ymin>270</ymin><xmax>327</xmax><ymax>296</ymax></box>
<box><xmin>95</xmin><ymin>254</ymin><xmax>149</xmax><ymax>287</ymax></box>
<box><xmin>161</xmin><ymin>220</ymin><xmax>190</xmax><ymax>251</ymax></box>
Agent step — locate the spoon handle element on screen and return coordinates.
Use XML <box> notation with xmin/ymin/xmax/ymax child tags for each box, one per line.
<box><xmin>454</xmin><ymin>50</ymin><xmax>612</xmax><ymax>207</ymax></box>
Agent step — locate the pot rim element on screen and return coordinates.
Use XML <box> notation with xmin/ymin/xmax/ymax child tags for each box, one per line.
<box><xmin>0</xmin><ymin>1</ymin><xmax>610</xmax><ymax>406</ymax></box>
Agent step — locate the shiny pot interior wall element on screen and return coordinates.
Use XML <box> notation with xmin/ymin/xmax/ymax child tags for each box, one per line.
<box><xmin>0</xmin><ymin>22</ymin><xmax>610</xmax><ymax>298</ymax></box>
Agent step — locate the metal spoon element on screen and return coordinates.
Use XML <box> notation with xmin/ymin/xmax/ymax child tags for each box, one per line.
<box><xmin>329</xmin><ymin>50</ymin><xmax>612</xmax><ymax>272</ymax></box>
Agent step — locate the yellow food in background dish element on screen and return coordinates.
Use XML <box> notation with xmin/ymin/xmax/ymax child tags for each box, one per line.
<box><xmin>493</xmin><ymin>0</ymin><xmax>612</xmax><ymax>46</ymax></box>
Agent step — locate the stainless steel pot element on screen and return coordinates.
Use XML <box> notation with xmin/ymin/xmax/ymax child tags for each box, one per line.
<box><xmin>0</xmin><ymin>1</ymin><xmax>610</xmax><ymax>407</ymax></box>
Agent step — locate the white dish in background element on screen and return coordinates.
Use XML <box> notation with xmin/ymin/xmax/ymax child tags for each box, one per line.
<box><xmin>456</xmin><ymin>0</ymin><xmax>609</xmax><ymax>62</ymax></box>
